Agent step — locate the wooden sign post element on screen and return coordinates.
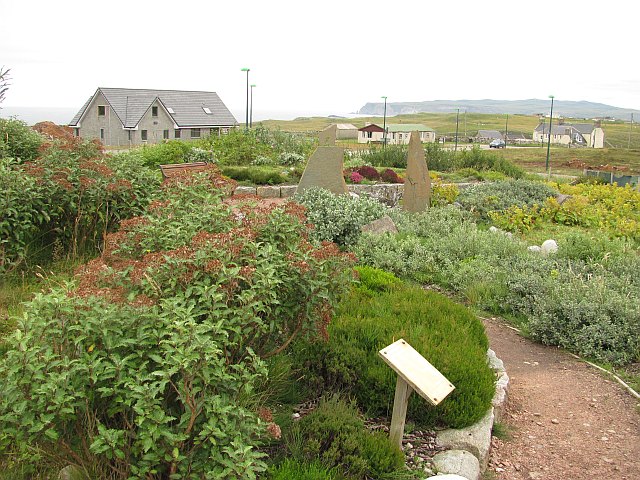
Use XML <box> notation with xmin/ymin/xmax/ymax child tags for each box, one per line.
<box><xmin>378</xmin><ymin>339</ymin><xmax>455</xmax><ymax>448</ymax></box>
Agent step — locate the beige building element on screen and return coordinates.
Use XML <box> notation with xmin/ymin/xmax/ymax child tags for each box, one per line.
<box><xmin>335</xmin><ymin>123</ymin><xmax>358</xmax><ymax>139</ymax></box>
<box><xmin>68</xmin><ymin>87</ymin><xmax>237</xmax><ymax>146</ymax></box>
<box><xmin>533</xmin><ymin>121</ymin><xmax>604</xmax><ymax>148</ymax></box>
<box><xmin>385</xmin><ymin>124</ymin><xmax>436</xmax><ymax>145</ymax></box>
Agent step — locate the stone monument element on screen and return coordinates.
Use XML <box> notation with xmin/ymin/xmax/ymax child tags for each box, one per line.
<box><xmin>296</xmin><ymin>124</ymin><xmax>348</xmax><ymax>195</ymax></box>
<box><xmin>402</xmin><ymin>131</ymin><xmax>431</xmax><ymax>212</ymax></box>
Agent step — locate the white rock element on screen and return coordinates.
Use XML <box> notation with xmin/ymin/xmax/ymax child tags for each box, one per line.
<box><xmin>528</xmin><ymin>245</ymin><xmax>542</xmax><ymax>252</ymax></box>
<box><xmin>541</xmin><ymin>239</ymin><xmax>558</xmax><ymax>255</ymax></box>
<box><xmin>489</xmin><ymin>226</ymin><xmax>499</xmax><ymax>233</ymax></box>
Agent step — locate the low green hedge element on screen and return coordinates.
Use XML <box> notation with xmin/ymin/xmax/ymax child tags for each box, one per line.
<box><xmin>221</xmin><ymin>165</ymin><xmax>289</xmax><ymax>185</ymax></box>
<box><xmin>293</xmin><ymin>270</ymin><xmax>495</xmax><ymax>429</ymax></box>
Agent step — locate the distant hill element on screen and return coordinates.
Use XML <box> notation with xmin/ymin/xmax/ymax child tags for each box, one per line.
<box><xmin>358</xmin><ymin>99</ymin><xmax>640</xmax><ymax>120</ymax></box>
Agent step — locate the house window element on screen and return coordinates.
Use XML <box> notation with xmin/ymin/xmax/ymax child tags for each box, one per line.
<box><xmin>167</xmin><ymin>107</ymin><xmax>175</xmax><ymax>114</ymax></box>
<box><xmin>191</xmin><ymin>128</ymin><xmax>201</xmax><ymax>138</ymax></box>
<box><xmin>175</xmin><ymin>129</ymin><xmax>181</xmax><ymax>139</ymax></box>
<box><xmin>152</xmin><ymin>106</ymin><xmax>158</xmax><ymax>117</ymax></box>
<box><xmin>163</xmin><ymin>130</ymin><xmax>169</xmax><ymax>139</ymax></box>
<box><xmin>141</xmin><ymin>130</ymin><xmax>148</xmax><ymax>141</ymax></box>
<box><xmin>128</xmin><ymin>131</ymin><xmax>132</xmax><ymax>141</ymax></box>
<box><xmin>202</xmin><ymin>107</ymin><xmax>212</xmax><ymax>114</ymax></box>
<box><xmin>98</xmin><ymin>105</ymin><xmax>106</xmax><ymax>116</ymax></box>
<box><xmin>100</xmin><ymin>128</ymin><xmax>105</xmax><ymax>140</ymax></box>
<box><xmin>365</xmin><ymin>131</ymin><xmax>372</xmax><ymax>139</ymax></box>
<box><xmin>74</xmin><ymin>128</ymin><xmax>80</xmax><ymax>137</ymax></box>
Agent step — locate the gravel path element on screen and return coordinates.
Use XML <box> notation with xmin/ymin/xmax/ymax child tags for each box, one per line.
<box><xmin>483</xmin><ymin>317</ymin><xmax>640</xmax><ymax>480</ymax></box>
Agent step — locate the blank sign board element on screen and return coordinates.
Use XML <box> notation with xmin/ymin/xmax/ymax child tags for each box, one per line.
<box><xmin>379</xmin><ymin>339</ymin><xmax>455</xmax><ymax>406</ymax></box>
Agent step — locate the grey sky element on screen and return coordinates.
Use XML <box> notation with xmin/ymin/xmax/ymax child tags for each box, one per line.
<box><xmin>1</xmin><ymin>0</ymin><xmax>639</xmax><ymax>121</ymax></box>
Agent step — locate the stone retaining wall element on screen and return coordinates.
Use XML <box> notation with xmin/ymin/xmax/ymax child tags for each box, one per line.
<box><xmin>233</xmin><ymin>182</ymin><xmax>476</xmax><ymax>207</ymax></box>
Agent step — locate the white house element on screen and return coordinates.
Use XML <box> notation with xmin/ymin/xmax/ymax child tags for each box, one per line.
<box><xmin>385</xmin><ymin>124</ymin><xmax>436</xmax><ymax>145</ymax></box>
<box><xmin>357</xmin><ymin>123</ymin><xmax>385</xmax><ymax>143</ymax></box>
<box><xmin>533</xmin><ymin>121</ymin><xmax>604</xmax><ymax>148</ymax></box>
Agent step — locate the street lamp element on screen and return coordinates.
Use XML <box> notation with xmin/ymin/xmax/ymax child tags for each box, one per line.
<box><xmin>454</xmin><ymin>108</ymin><xmax>460</xmax><ymax>152</ymax></box>
<box><xmin>250</xmin><ymin>84</ymin><xmax>256</xmax><ymax>128</ymax></box>
<box><xmin>504</xmin><ymin>114</ymin><xmax>509</xmax><ymax>147</ymax></box>
<box><xmin>381</xmin><ymin>96</ymin><xmax>387</xmax><ymax>148</ymax></box>
<box><xmin>241</xmin><ymin>68</ymin><xmax>250</xmax><ymax>129</ymax></box>
<box><xmin>545</xmin><ymin>95</ymin><xmax>554</xmax><ymax>179</ymax></box>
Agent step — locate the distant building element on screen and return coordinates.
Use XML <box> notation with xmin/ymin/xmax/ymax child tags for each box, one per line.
<box><xmin>358</xmin><ymin>123</ymin><xmax>385</xmax><ymax>143</ymax></box>
<box><xmin>68</xmin><ymin>87</ymin><xmax>237</xmax><ymax>146</ymax></box>
<box><xmin>505</xmin><ymin>132</ymin><xmax>529</xmax><ymax>143</ymax></box>
<box><xmin>335</xmin><ymin>123</ymin><xmax>358</xmax><ymax>139</ymax></box>
<box><xmin>476</xmin><ymin>129</ymin><xmax>503</xmax><ymax>142</ymax></box>
<box><xmin>533</xmin><ymin>121</ymin><xmax>604</xmax><ymax>148</ymax></box>
<box><xmin>385</xmin><ymin>124</ymin><xmax>436</xmax><ymax>145</ymax></box>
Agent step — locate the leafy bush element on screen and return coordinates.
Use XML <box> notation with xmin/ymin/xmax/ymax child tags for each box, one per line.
<box><xmin>354</xmin><ymin>207</ymin><xmax>640</xmax><ymax>365</ymax></box>
<box><xmin>356</xmin><ymin>145</ymin><xmax>407</xmax><ymax>168</ymax></box>
<box><xmin>355</xmin><ymin>165</ymin><xmax>381</xmax><ymax>181</ymax></box>
<box><xmin>134</xmin><ymin>140</ymin><xmax>193</xmax><ymax>167</ymax></box>
<box><xmin>424</xmin><ymin>143</ymin><xmax>524</xmax><ymax>178</ymax></box>
<box><xmin>293</xmin><ymin>279</ymin><xmax>495</xmax><ymax>428</ymax></box>
<box><xmin>0</xmin><ymin>118</ymin><xmax>43</xmax><ymax>162</ymax></box>
<box><xmin>354</xmin><ymin>265</ymin><xmax>401</xmax><ymax>296</ymax></box>
<box><xmin>285</xmin><ymin>396</ymin><xmax>405</xmax><ymax>479</ymax></box>
<box><xmin>0</xmin><ymin>169</ymin><xmax>356</xmax><ymax>478</ymax></box>
<box><xmin>295</xmin><ymin>188</ymin><xmax>388</xmax><ymax>247</ymax></box>
<box><xmin>380</xmin><ymin>168</ymin><xmax>402</xmax><ymax>183</ymax></box>
<box><xmin>432</xmin><ymin>179</ymin><xmax>459</xmax><ymax>206</ymax></box>
<box><xmin>0</xmin><ymin>143</ymin><xmax>160</xmax><ymax>272</ymax></box>
<box><xmin>457</xmin><ymin>179</ymin><xmax>558</xmax><ymax>220</ymax></box>
<box><xmin>221</xmin><ymin>165</ymin><xmax>288</xmax><ymax>185</ymax></box>
<box><xmin>278</xmin><ymin>152</ymin><xmax>305</xmax><ymax>166</ymax></box>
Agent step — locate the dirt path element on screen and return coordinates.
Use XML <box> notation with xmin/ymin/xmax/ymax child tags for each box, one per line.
<box><xmin>483</xmin><ymin>317</ymin><xmax>640</xmax><ymax>480</ymax></box>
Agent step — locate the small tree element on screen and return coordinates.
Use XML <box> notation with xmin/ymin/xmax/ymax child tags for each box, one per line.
<box><xmin>0</xmin><ymin>66</ymin><xmax>10</xmax><ymax>107</ymax></box>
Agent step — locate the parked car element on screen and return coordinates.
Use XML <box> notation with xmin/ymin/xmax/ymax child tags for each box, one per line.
<box><xmin>489</xmin><ymin>139</ymin><xmax>506</xmax><ymax>149</ymax></box>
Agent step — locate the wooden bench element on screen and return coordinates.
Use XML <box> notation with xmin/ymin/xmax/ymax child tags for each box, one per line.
<box><xmin>159</xmin><ymin>162</ymin><xmax>209</xmax><ymax>179</ymax></box>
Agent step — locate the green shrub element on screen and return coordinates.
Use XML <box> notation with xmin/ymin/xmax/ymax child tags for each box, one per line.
<box><xmin>354</xmin><ymin>265</ymin><xmax>401</xmax><ymax>296</ymax></box>
<box><xmin>355</xmin><ymin>206</ymin><xmax>640</xmax><ymax>365</ymax></box>
<box><xmin>134</xmin><ymin>140</ymin><xmax>193</xmax><ymax>167</ymax></box>
<box><xmin>0</xmin><ymin>143</ymin><xmax>160</xmax><ymax>272</ymax></box>
<box><xmin>0</xmin><ymin>171</ymin><xmax>355</xmax><ymax>478</ymax></box>
<box><xmin>356</xmin><ymin>145</ymin><xmax>407</xmax><ymax>168</ymax></box>
<box><xmin>294</xmin><ymin>282</ymin><xmax>495</xmax><ymax>429</ymax></box>
<box><xmin>278</xmin><ymin>152</ymin><xmax>305</xmax><ymax>166</ymax></box>
<box><xmin>425</xmin><ymin>143</ymin><xmax>524</xmax><ymax>178</ymax></box>
<box><xmin>457</xmin><ymin>179</ymin><xmax>558</xmax><ymax>220</ymax></box>
<box><xmin>268</xmin><ymin>459</ymin><xmax>336</xmax><ymax>480</ymax></box>
<box><xmin>287</xmin><ymin>396</ymin><xmax>405</xmax><ymax>479</ymax></box>
<box><xmin>220</xmin><ymin>166</ymin><xmax>288</xmax><ymax>185</ymax></box>
<box><xmin>0</xmin><ymin>118</ymin><xmax>43</xmax><ymax>162</ymax></box>
<box><xmin>296</xmin><ymin>188</ymin><xmax>388</xmax><ymax>247</ymax></box>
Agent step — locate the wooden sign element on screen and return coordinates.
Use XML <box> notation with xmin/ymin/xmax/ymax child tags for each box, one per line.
<box><xmin>378</xmin><ymin>339</ymin><xmax>455</xmax><ymax>448</ymax></box>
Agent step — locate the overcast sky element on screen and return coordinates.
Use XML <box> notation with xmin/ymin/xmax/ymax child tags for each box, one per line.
<box><xmin>2</xmin><ymin>0</ymin><xmax>639</xmax><ymax>121</ymax></box>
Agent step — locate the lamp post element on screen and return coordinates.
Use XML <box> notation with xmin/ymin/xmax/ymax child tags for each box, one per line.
<box><xmin>381</xmin><ymin>96</ymin><xmax>388</xmax><ymax>148</ymax></box>
<box><xmin>241</xmin><ymin>68</ymin><xmax>250</xmax><ymax>129</ymax></box>
<box><xmin>454</xmin><ymin>108</ymin><xmax>460</xmax><ymax>152</ymax></box>
<box><xmin>250</xmin><ymin>84</ymin><xmax>256</xmax><ymax>128</ymax></box>
<box><xmin>505</xmin><ymin>113</ymin><xmax>509</xmax><ymax>147</ymax></box>
<box><xmin>545</xmin><ymin>95</ymin><xmax>554</xmax><ymax>179</ymax></box>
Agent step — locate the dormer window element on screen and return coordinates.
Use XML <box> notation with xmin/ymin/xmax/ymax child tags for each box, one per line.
<box><xmin>202</xmin><ymin>107</ymin><xmax>212</xmax><ymax>114</ymax></box>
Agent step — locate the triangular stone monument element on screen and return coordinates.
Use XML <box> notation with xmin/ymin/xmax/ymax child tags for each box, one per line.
<box><xmin>402</xmin><ymin>131</ymin><xmax>431</xmax><ymax>212</ymax></box>
<box><xmin>297</xmin><ymin>125</ymin><xmax>348</xmax><ymax>195</ymax></box>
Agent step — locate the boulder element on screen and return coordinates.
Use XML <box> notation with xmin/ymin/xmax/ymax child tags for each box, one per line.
<box><xmin>361</xmin><ymin>215</ymin><xmax>398</xmax><ymax>235</ymax></box>
<box><xmin>436</xmin><ymin>409</ymin><xmax>494</xmax><ymax>469</ymax></box>
<box><xmin>432</xmin><ymin>450</ymin><xmax>480</xmax><ymax>480</ymax></box>
<box><xmin>541</xmin><ymin>239</ymin><xmax>558</xmax><ymax>255</ymax></box>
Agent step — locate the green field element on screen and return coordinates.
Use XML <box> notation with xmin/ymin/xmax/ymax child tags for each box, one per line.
<box><xmin>260</xmin><ymin>112</ymin><xmax>640</xmax><ymax>175</ymax></box>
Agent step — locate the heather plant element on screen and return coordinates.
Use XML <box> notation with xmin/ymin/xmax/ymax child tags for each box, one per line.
<box><xmin>0</xmin><ymin>169</ymin><xmax>356</xmax><ymax>477</ymax></box>
<box><xmin>355</xmin><ymin>165</ymin><xmax>381</xmax><ymax>181</ymax></box>
<box><xmin>283</xmin><ymin>396</ymin><xmax>405</xmax><ymax>479</ymax></box>
<box><xmin>380</xmin><ymin>168</ymin><xmax>402</xmax><ymax>183</ymax></box>
<box><xmin>293</xmin><ymin>278</ymin><xmax>495</xmax><ymax>428</ymax></box>
<box><xmin>295</xmin><ymin>187</ymin><xmax>387</xmax><ymax>247</ymax></box>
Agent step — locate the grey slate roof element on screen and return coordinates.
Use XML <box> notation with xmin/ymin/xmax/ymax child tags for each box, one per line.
<box><xmin>477</xmin><ymin>129</ymin><xmax>503</xmax><ymax>139</ymax></box>
<box><xmin>572</xmin><ymin>123</ymin><xmax>596</xmax><ymax>134</ymax></box>
<box><xmin>70</xmin><ymin>88</ymin><xmax>237</xmax><ymax>128</ymax></box>
<box><xmin>535</xmin><ymin>122</ymin><xmax>596</xmax><ymax>136</ymax></box>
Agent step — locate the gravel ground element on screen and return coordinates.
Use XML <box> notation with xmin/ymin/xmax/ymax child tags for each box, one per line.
<box><xmin>484</xmin><ymin>317</ymin><xmax>640</xmax><ymax>480</ymax></box>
